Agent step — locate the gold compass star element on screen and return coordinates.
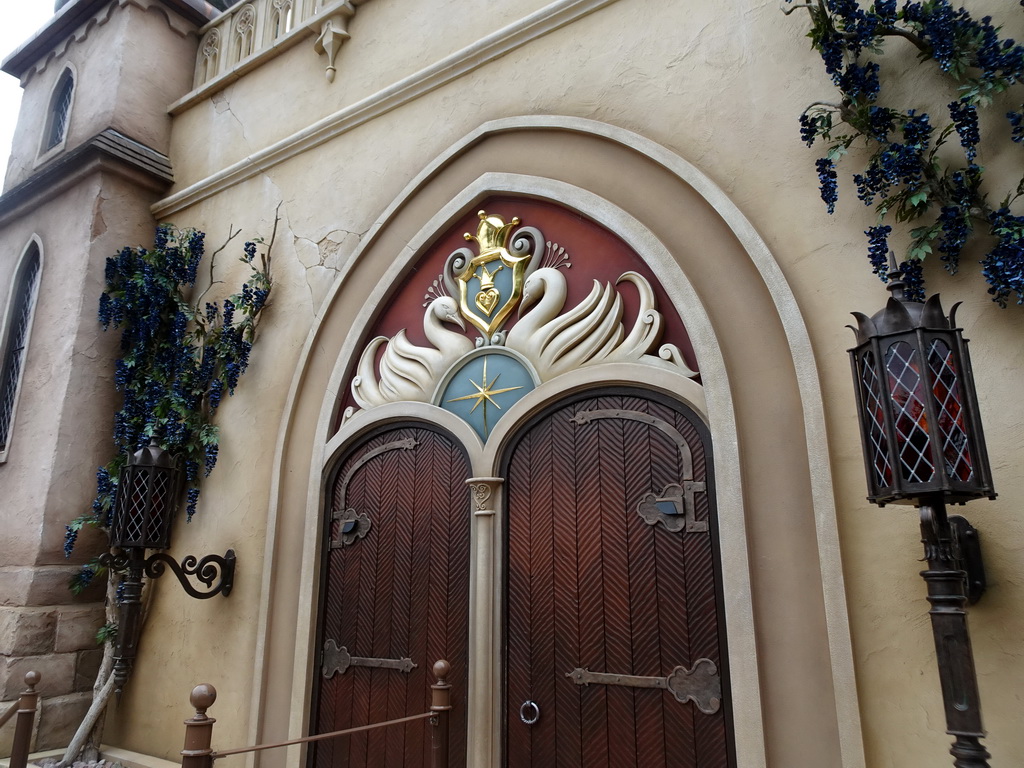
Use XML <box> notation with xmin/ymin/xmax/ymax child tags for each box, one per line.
<box><xmin>446</xmin><ymin>357</ymin><xmax>523</xmax><ymax>435</ymax></box>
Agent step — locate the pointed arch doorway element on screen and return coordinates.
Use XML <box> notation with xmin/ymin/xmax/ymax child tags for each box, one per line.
<box><xmin>262</xmin><ymin>117</ymin><xmax>862</xmax><ymax>768</ymax></box>
<box><xmin>311</xmin><ymin>193</ymin><xmax>738</xmax><ymax>767</ymax></box>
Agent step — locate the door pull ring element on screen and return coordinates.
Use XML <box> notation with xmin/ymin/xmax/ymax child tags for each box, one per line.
<box><xmin>519</xmin><ymin>700</ymin><xmax>540</xmax><ymax>725</ymax></box>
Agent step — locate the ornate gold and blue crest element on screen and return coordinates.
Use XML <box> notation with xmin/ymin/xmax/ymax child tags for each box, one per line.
<box><xmin>447</xmin><ymin>211</ymin><xmax>532</xmax><ymax>339</ymax></box>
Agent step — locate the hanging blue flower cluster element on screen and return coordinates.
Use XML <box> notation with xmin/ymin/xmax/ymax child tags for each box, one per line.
<box><xmin>866</xmin><ymin>224</ymin><xmax>892</xmax><ymax>278</ymax></box>
<box><xmin>788</xmin><ymin>0</ymin><xmax>1024</xmax><ymax>306</ymax></box>
<box><xmin>817</xmin><ymin>157</ymin><xmax>839</xmax><ymax>213</ymax></box>
<box><xmin>983</xmin><ymin>208</ymin><xmax>1024</xmax><ymax>306</ymax></box>
<box><xmin>65</xmin><ymin>224</ymin><xmax>273</xmax><ymax>593</ymax></box>
<box><xmin>948</xmin><ymin>100</ymin><xmax>980</xmax><ymax>161</ymax></box>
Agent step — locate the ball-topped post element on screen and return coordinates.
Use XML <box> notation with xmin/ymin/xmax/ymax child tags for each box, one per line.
<box><xmin>181</xmin><ymin>683</ymin><xmax>218</xmax><ymax>768</ymax></box>
<box><xmin>430</xmin><ymin>659</ymin><xmax>452</xmax><ymax>768</ymax></box>
<box><xmin>9</xmin><ymin>671</ymin><xmax>41</xmax><ymax>768</ymax></box>
<box><xmin>190</xmin><ymin>683</ymin><xmax>217</xmax><ymax>720</ymax></box>
<box><xmin>432</xmin><ymin>659</ymin><xmax>450</xmax><ymax>687</ymax></box>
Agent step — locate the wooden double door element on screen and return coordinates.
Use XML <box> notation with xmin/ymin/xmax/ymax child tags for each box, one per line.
<box><xmin>312</xmin><ymin>392</ymin><xmax>732</xmax><ymax>767</ymax></box>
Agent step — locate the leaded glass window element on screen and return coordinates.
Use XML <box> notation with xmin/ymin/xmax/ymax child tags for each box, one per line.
<box><xmin>45</xmin><ymin>71</ymin><xmax>74</xmax><ymax>151</ymax></box>
<box><xmin>0</xmin><ymin>244</ymin><xmax>42</xmax><ymax>456</ymax></box>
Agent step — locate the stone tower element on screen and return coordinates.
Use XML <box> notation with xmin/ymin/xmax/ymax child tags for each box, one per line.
<box><xmin>0</xmin><ymin>0</ymin><xmax>210</xmax><ymax>753</ymax></box>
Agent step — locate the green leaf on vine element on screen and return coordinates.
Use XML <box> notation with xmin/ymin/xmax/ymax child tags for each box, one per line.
<box><xmin>96</xmin><ymin>623</ymin><xmax>118</xmax><ymax>644</ymax></box>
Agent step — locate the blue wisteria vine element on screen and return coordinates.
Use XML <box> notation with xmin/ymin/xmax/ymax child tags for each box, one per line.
<box><xmin>64</xmin><ymin>220</ymin><xmax>274</xmax><ymax>593</ymax></box>
<box><xmin>787</xmin><ymin>0</ymin><xmax>1024</xmax><ymax>305</ymax></box>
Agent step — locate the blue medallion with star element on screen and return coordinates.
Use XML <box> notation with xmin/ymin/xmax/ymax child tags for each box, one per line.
<box><xmin>439</xmin><ymin>352</ymin><xmax>536</xmax><ymax>441</ymax></box>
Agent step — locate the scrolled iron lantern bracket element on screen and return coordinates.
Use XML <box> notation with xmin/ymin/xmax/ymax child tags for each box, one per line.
<box><xmin>103</xmin><ymin>440</ymin><xmax>236</xmax><ymax>692</ymax></box>
<box><xmin>848</xmin><ymin>261</ymin><xmax>995</xmax><ymax>768</ymax></box>
<box><xmin>143</xmin><ymin>550</ymin><xmax>235</xmax><ymax>599</ymax></box>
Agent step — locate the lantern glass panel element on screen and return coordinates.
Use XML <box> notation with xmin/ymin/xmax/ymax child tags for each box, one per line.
<box><xmin>117</xmin><ymin>469</ymin><xmax>151</xmax><ymax>545</ymax></box>
<box><xmin>859</xmin><ymin>350</ymin><xmax>893</xmax><ymax>488</ymax></box>
<box><xmin>146</xmin><ymin>469</ymin><xmax>174</xmax><ymax>543</ymax></box>
<box><xmin>884</xmin><ymin>341</ymin><xmax>935</xmax><ymax>484</ymax></box>
<box><xmin>926</xmin><ymin>339</ymin><xmax>974</xmax><ymax>482</ymax></box>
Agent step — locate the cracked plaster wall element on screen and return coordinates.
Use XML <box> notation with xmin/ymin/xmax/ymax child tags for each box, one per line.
<box><xmin>19</xmin><ymin>0</ymin><xmax>1024</xmax><ymax>764</ymax></box>
<box><xmin>166</xmin><ymin>0</ymin><xmax>557</xmax><ymax>182</ymax></box>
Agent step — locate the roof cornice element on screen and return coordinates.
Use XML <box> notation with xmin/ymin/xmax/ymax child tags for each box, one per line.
<box><xmin>0</xmin><ymin>129</ymin><xmax>172</xmax><ymax>228</ymax></box>
<box><xmin>2</xmin><ymin>0</ymin><xmax>218</xmax><ymax>80</ymax></box>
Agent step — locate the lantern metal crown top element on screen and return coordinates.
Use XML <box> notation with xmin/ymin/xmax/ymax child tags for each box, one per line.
<box><xmin>850</xmin><ymin>289</ymin><xmax>959</xmax><ymax>342</ymax></box>
<box><xmin>847</xmin><ymin>267</ymin><xmax>995</xmax><ymax>507</ymax></box>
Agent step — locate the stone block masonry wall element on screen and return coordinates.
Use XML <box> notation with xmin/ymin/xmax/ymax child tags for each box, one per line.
<box><xmin>0</xmin><ymin>569</ymin><xmax>105</xmax><ymax>756</ymax></box>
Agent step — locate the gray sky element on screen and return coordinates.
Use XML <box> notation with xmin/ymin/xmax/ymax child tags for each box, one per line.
<box><xmin>0</xmin><ymin>6</ymin><xmax>59</xmax><ymax>184</ymax></box>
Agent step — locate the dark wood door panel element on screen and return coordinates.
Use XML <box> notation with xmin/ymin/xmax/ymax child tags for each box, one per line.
<box><xmin>505</xmin><ymin>393</ymin><xmax>732</xmax><ymax>768</ymax></box>
<box><xmin>314</xmin><ymin>426</ymin><xmax>470</xmax><ymax>768</ymax></box>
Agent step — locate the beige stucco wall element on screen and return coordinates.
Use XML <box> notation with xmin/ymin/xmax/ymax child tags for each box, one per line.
<box><xmin>12</xmin><ymin>0</ymin><xmax>1020</xmax><ymax>765</ymax></box>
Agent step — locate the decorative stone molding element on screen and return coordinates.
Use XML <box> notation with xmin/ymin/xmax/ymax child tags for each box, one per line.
<box><xmin>233</xmin><ymin>4</ymin><xmax>257</xmax><ymax>61</ymax></box>
<box><xmin>195</xmin><ymin>28</ymin><xmax>221</xmax><ymax>87</ymax></box>
<box><xmin>468</xmin><ymin>478</ymin><xmax>499</xmax><ymax>513</ymax></box>
<box><xmin>156</xmin><ymin>0</ymin><xmax>623</xmax><ymax>213</ymax></box>
<box><xmin>183</xmin><ymin>0</ymin><xmax>366</xmax><ymax>96</ymax></box>
<box><xmin>464</xmin><ymin>476</ymin><xmax>502</xmax><ymax>768</ymax></box>
<box><xmin>0</xmin><ymin>129</ymin><xmax>173</xmax><ymax>229</ymax></box>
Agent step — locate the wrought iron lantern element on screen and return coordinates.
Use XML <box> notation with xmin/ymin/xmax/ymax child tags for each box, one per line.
<box><xmin>849</xmin><ymin>280</ymin><xmax>995</xmax><ymax>507</ymax></box>
<box><xmin>103</xmin><ymin>440</ymin><xmax>235</xmax><ymax>692</ymax></box>
<box><xmin>848</xmin><ymin>263</ymin><xmax>995</xmax><ymax>768</ymax></box>
<box><xmin>110</xmin><ymin>439</ymin><xmax>179</xmax><ymax>550</ymax></box>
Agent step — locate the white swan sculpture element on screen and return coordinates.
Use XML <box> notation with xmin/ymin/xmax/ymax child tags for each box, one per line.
<box><xmin>351</xmin><ymin>296</ymin><xmax>474</xmax><ymax>407</ymax></box>
<box><xmin>351</xmin><ymin>268</ymin><xmax>696</xmax><ymax>410</ymax></box>
<box><xmin>505</xmin><ymin>268</ymin><xmax>694</xmax><ymax>377</ymax></box>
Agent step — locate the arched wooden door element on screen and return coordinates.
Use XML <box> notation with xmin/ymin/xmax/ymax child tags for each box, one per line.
<box><xmin>312</xmin><ymin>424</ymin><xmax>470</xmax><ymax>768</ymax></box>
<box><xmin>504</xmin><ymin>392</ymin><xmax>733</xmax><ymax>767</ymax></box>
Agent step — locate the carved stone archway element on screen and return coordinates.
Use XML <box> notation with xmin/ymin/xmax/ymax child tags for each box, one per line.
<box><xmin>255</xmin><ymin>117</ymin><xmax>863</xmax><ymax>768</ymax></box>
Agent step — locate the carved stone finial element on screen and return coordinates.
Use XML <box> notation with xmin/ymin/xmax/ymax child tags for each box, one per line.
<box><xmin>314</xmin><ymin>9</ymin><xmax>356</xmax><ymax>83</ymax></box>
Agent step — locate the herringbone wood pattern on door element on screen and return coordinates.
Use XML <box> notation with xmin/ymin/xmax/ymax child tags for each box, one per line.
<box><xmin>505</xmin><ymin>394</ymin><xmax>731</xmax><ymax>768</ymax></box>
<box><xmin>314</xmin><ymin>427</ymin><xmax>470</xmax><ymax>768</ymax></box>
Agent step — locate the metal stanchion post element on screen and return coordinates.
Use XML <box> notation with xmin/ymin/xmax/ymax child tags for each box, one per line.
<box><xmin>180</xmin><ymin>683</ymin><xmax>217</xmax><ymax>768</ymax></box>
<box><xmin>9</xmin><ymin>671</ymin><xmax>40</xmax><ymax>768</ymax></box>
<box><xmin>430</xmin><ymin>660</ymin><xmax>452</xmax><ymax>768</ymax></box>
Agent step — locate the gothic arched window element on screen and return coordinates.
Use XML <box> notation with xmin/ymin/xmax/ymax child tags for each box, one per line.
<box><xmin>44</xmin><ymin>69</ymin><xmax>74</xmax><ymax>152</ymax></box>
<box><xmin>0</xmin><ymin>241</ymin><xmax>42</xmax><ymax>458</ymax></box>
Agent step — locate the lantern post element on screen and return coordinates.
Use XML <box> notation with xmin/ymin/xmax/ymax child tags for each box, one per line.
<box><xmin>848</xmin><ymin>263</ymin><xmax>995</xmax><ymax>768</ymax></box>
<box><xmin>102</xmin><ymin>440</ymin><xmax>235</xmax><ymax>692</ymax></box>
